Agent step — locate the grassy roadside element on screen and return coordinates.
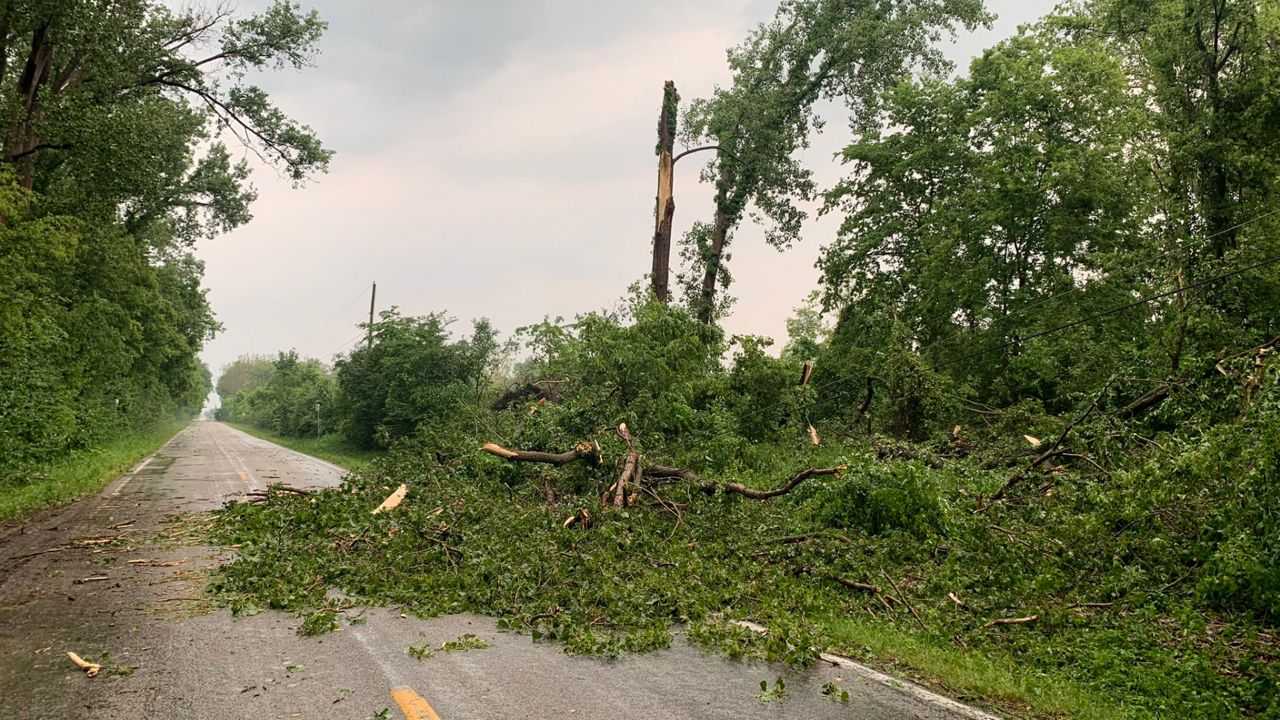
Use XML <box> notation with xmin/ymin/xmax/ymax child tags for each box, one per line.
<box><xmin>0</xmin><ymin>420</ymin><xmax>189</xmax><ymax>523</ymax></box>
<box><xmin>223</xmin><ymin>423</ymin><xmax>382</xmax><ymax>470</ymax></box>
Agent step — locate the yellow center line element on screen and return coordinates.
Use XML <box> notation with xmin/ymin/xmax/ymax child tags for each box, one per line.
<box><xmin>391</xmin><ymin>686</ymin><xmax>442</xmax><ymax>720</ymax></box>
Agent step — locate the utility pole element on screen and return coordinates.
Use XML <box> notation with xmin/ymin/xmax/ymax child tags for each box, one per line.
<box><xmin>367</xmin><ymin>281</ymin><xmax>377</xmax><ymax>349</ymax></box>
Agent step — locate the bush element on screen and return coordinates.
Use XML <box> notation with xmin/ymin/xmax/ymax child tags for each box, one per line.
<box><xmin>807</xmin><ymin>461</ymin><xmax>948</xmax><ymax>539</ymax></box>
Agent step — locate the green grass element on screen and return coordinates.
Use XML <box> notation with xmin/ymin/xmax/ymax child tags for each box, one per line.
<box><xmin>825</xmin><ymin>617</ymin><xmax>1128</xmax><ymax>720</ymax></box>
<box><xmin>0</xmin><ymin>420</ymin><xmax>188</xmax><ymax>523</ymax></box>
<box><xmin>223</xmin><ymin>423</ymin><xmax>382</xmax><ymax>470</ymax></box>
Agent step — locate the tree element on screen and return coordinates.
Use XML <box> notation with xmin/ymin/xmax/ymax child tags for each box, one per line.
<box><xmin>818</xmin><ymin>19</ymin><xmax>1156</xmax><ymax>406</ymax></box>
<box><xmin>1</xmin><ymin>0</ymin><xmax>331</xmax><ymax>193</ymax></box>
<box><xmin>0</xmin><ymin>1</ymin><xmax>330</xmax><ymax>470</ymax></box>
<box><xmin>681</xmin><ymin>0</ymin><xmax>990</xmax><ymax>323</ymax></box>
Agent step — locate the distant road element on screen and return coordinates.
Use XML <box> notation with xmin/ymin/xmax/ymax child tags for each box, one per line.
<box><xmin>0</xmin><ymin>422</ymin><xmax>995</xmax><ymax>719</ymax></box>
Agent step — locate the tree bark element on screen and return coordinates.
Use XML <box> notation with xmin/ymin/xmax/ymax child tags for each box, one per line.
<box><xmin>651</xmin><ymin>81</ymin><xmax>678</xmax><ymax>303</ymax></box>
<box><xmin>8</xmin><ymin>24</ymin><xmax>55</xmax><ymax>189</ymax></box>
<box><xmin>480</xmin><ymin>441</ymin><xmax>600</xmax><ymax>467</ymax></box>
<box><xmin>696</xmin><ymin>164</ymin><xmax>732</xmax><ymax>324</ymax></box>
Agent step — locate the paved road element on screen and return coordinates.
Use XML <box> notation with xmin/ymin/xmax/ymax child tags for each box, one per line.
<box><xmin>0</xmin><ymin>422</ymin><xmax>998</xmax><ymax>720</ymax></box>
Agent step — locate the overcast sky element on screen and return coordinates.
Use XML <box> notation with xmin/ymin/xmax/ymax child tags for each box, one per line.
<box><xmin>196</xmin><ymin>0</ymin><xmax>1058</xmax><ymax>392</ymax></box>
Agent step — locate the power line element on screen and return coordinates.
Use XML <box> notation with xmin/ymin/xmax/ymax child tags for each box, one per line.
<box><xmin>292</xmin><ymin>284</ymin><xmax>374</xmax><ymax>356</ymax></box>
<box><xmin>320</xmin><ymin>332</ymin><xmax>366</xmax><ymax>360</ymax></box>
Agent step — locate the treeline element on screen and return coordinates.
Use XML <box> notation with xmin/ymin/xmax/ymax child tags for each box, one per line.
<box><xmin>216</xmin><ymin>311</ymin><xmax>506</xmax><ymax>449</ymax></box>
<box><xmin>0</xmin><ymin>1</ymin><xmax>331</xmax><ymax>472</ymax></box>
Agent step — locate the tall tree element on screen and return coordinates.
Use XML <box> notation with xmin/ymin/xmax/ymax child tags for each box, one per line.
<box><xmin>818</xmin><ymin>18</ymin><xmax>1155</xmax><ymax>406</ymax></box>
<box><xmin>0</xmin><ymin>1</ymin><xmax>331</xmax><ymax>469</ymax></box>
<box><xmin>681</xmin><ymin>0</ymin><xmax>990</xmax><ymax>323</ymax></box>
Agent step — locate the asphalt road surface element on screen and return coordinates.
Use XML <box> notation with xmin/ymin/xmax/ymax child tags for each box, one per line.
<box><xmin>0</xmin><ymin>422</ymin><xmax>1000</xmax><ymax>720</ymax></box>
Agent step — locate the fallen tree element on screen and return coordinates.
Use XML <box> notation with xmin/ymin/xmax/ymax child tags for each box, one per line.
<box><xmin>480</xmin><ymin>425</ymin><xmax>845</xmax><ymax>506</ymax></box>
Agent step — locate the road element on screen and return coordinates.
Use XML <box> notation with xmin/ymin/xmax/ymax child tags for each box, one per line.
<box><xmin>0</xmin><ymin>422</ymin><xmax>999</xmax><ymax>720</ymax></box>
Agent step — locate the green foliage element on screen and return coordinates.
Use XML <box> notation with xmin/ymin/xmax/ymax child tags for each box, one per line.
<box><xmin>820</xmin><ymin>681</ymin><xmax>849</xmax><ymax>703</ymax></box>
<box><xmin>334</xmin><ymin>311</ymin><xmax>507</xmax><ymax>449</ymax></box>
<box><xmin>218</xmin><ymin>352</ymin><xmax>335</xmax><ymax>437</ymax></box>
<box><xmin>679</xmin><ymin>0</ymin><xmax>992</xmax><ymax>318</ymax></box>
<box><xmin>0</xmin><ymin>1</ymin><xmax>329</xmax><ymax>494</ymax></box>
<box><xmin>515</xmin><ymin>295</ymin><xmax>727</xmax><ymax>453</ymax></box>
<box><xmin>758</xmin><ymin>677</ymin><xmax>787</xmax><ymax>702</ymax></box>
<box><xmin>806</xmin><ymin>461</ymin><xmax>946</xmax><ymax>540</ymax></box>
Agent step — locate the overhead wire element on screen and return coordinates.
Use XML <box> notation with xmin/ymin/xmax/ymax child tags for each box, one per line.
<box><xmin>292</xmin><ymin>283</ymin><xmax>373</xmax><ymax>357</ymax></box>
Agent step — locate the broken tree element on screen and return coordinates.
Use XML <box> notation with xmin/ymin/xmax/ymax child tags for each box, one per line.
<box><xmin>651</xmin><ymin>80</ymin><xmax>679</xmax><ymax>303</ymax></box>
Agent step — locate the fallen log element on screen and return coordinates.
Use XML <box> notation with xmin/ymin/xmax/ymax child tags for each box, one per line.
<box><xmin>481</xmin><ymin>440</ymin><xmax>600</xmax><ymax>467</ymax></box>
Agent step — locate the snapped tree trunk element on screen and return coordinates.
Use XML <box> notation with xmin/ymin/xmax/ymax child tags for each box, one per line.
<box><xmin>697</xmin><ymin>164</ymin><xmax>732</xmax><ymax>324</ymax></box>
<box><xmin>651</xmin><ymin>81</ymin><xmax>678</xmax><ymax>303</ymax></box>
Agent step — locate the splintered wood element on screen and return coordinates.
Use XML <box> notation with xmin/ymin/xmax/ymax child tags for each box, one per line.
<box><xmin>67</xmin><ymin>651</ymin><xmax>101</xmax><ymax>677</ymax></box>
<box><xmin>372</xmin><ymin>484</ymin><xmax>408</xmax><ymax>514</ymax></box>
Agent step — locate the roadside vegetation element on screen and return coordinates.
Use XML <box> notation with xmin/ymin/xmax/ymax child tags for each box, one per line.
<box><xmin>0</xmin><ymin>2</ymin><xmax>332</xmax><ymax>513</ymax></box>
<box><xmin>0</xmin><ymin>420</ymin><xmax>188</xmax><ymax>523</ymax></box>
<box><xmin>225</xmin><ymin>422</ymin><xmax>380</xmax><ymax>471</ymax></box>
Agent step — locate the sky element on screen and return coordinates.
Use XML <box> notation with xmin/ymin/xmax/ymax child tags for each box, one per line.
<box><xmin>196</xmin><ymin>0</ymin><xmax>1059</xmax><ymax>397</ymax></box>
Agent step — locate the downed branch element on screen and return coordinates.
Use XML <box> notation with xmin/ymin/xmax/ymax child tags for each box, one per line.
<box><xmin>882</xmin><ymin>569</ymin><xmax>926</xmax><ymax>631</ymax></box>
<box><xmin>978</xmin><ymin>378</ymin><xmax>1113</xmax><ymax>513</ymax></box>
<box><xmin>490</xmin><ymin>380</ymin><xmax>563</xmax><ymax>411</ymax></box>
<box><xmin>372</xmin><ymin>484</ymin><xmax>407</xmax><ymax>514</ymax></box>
<box><xmin>982</xmin><ymin>614</ymin><xmax>1038</xmax><ymax>629</ymax></box>
<box><xmin>833</xmin><ymin>576</ymin><xmax>880</xmax><ymax>593</ymax></box>
<box><xmin>481</xmin><ymin>440</ymin><xmax>600</xmax><ymax>467</ymax></box>
<box><xmin>609</xmin><ymin>424</ymin><xmax>640</xmax><ymax>508</ymax></box>
<box><xmin>243</xmin><ymin>485</ymin><xmax>313</xmax><ymax>503</ymax></box>
<box><xmin>67</xmin><ymin>651</ymin><xmax>101</xmax><ymax>678</ymax></box>
<box><xmin>562</xmin><ymin>508</ymin><xmax>591</xmax><ymax>529</ymax></box>
<box><xmin>716</xmin><ymin>465</ymin><xmax>846</xmax><ymax>500</ymax></box>
<box><xmin>641</xmin><ymin>464</ymin><xmax>847</xmax><ymax>500</ymax></box>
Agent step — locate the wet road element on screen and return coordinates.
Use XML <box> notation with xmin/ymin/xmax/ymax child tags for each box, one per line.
<box><xmin>0</xmin><ymin>422</ymin><xmax>999</xmax><ymax>719</ymax></box>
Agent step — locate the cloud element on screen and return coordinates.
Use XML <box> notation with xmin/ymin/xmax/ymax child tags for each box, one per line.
<box><xmin>198</xmin><ymin>0</ymin><xmax>1058</xmax><ymax>381</ymax></box>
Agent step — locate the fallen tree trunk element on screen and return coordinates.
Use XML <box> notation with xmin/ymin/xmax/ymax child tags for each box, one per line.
<box><xmin>483</xmin><ymin>429</ymin><xmax>845</xmax><ymax>505</ymax></box>
<box><xmin>480</xmin><ymin>441</ymin><xmax>600</xmax><ymax>467</ymax></box>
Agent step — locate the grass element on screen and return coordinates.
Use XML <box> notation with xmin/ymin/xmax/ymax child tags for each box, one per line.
<box><xmin>224</xmin><ymin>423</ymin><xmax>383</xmax><ymax>470</ymax></box>
<box><xmin>0</xmin><ymin>420</ymin><xmax>188</xmax><ymax>523</ymax></box>
<box><xmin>824</xmin><ymin>617</ymin><xmax>1129</xmax><ymax>720</ymax></box>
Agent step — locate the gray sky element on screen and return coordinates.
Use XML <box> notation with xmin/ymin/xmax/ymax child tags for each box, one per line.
<box><xmin>196</xmin><ymin>0</ymin><xmax>1058</xmax><ymax>385</ymax></box>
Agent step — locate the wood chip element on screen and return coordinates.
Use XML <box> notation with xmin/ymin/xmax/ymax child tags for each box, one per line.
<box><xmin>1023</xmin><ymin>434</ymin><xmax>1041</xmax><ymax>447</ymax></box>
